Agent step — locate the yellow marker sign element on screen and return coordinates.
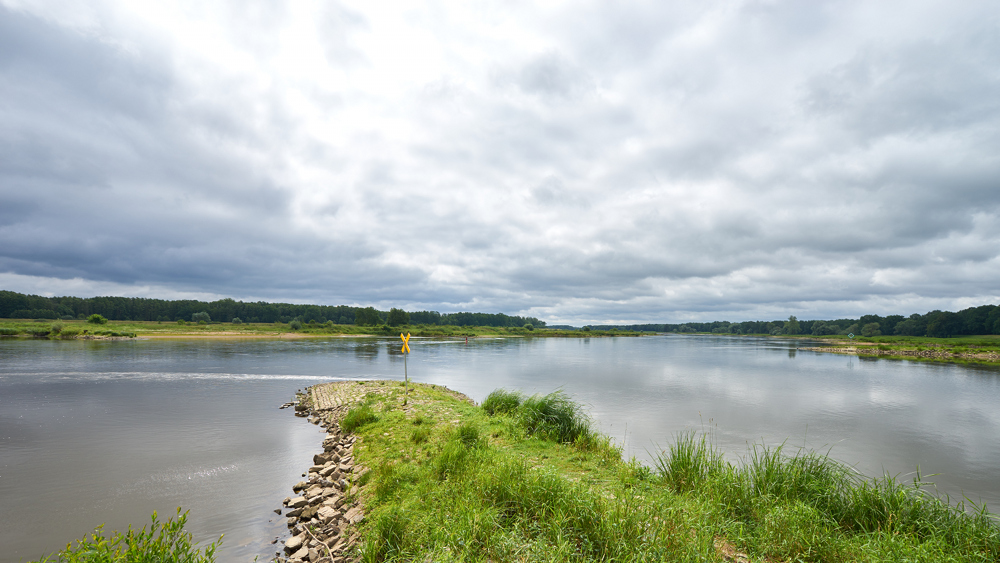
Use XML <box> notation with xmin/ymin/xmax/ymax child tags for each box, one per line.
<box><xmin>400</xmin><ymin>332</ymin><xmax>412</xmax><ymax>404</ymax></box>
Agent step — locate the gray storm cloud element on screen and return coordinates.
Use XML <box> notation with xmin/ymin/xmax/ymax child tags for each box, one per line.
<box><xmin>1</xmin><ymin>0</ymin><xmax>998</xmax><ymax>324</ymax></box>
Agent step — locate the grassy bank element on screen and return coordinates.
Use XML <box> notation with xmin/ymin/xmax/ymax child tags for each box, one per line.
<box><xmin>679</xmin><ymin>332</ymin><xmax>1000</xmax><ymax>363</ymax></box>
<box><xmin>0</xmin><ymin>319</ymin><xmax>640</xmax><ymax>340</ymax></box>
<box><xmin>330</xmin><ymin>382</ymin><xmax>998</xmax><ymax>562</ymax></box>
<box><xmin>795</xmin><ymin>334</ymin><xmax>1000</xmax><ymax>363</ymax></box>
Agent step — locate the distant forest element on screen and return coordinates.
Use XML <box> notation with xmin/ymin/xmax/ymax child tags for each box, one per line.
<box><xmin>594</xmin><ymin>305</ymin><xmax>1000</xmax><ymax>338</ymax></box>
<box><xmin>0</xmin><ymin>290</ymin><xmax>546</xmax><ymax>328</ymax></box>
<box><xmin>4</xmin><ymin>290</ymin><xmax>999</xmax><ymax>337</ymax></box>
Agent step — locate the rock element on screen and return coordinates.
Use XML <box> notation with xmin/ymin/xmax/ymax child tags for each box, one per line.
<box><xmin>288</xmin><ymin>496</ymin><xmax>308</xmax><ymax>509</ymax></box>
<box><xmin>301</xmin><ymin>505</ymin><xmax>319</xmax><ymax>519</ymax></box>
<box><xmin>274</xmin><ymin>508</ymin><xmax>282</xmax><ymax>515</ymax></box>
<box><xmin>317</xmin><ymin>506</ymin><xmax>337</xmax><ymax>523</ymax></box>
<box><xmin>343</xmin><ymin>506</ymin><xmax>364</xmax><ymax>523</ymax></box>
<box><xmin>286</xmin><ymin>507</ymin><xmax>303</xmax><ymax>518</ymax></box>
<box><xmin>284</xmin><ymin>534</ymin><xmax>304</xmax><ymax>553</ymax></box>
<box><xmin>283</xmin><ymin>496</ymin><xmax>292</xmax><ymax>505</ymax></box>
<box><xmin>319</xmin><ymin>465</ymin><xmax>337</xmax><ymax>477</ymax></box>
<box><xmin>294</xmin><ymin>403</ymin><xmax>308</xmax><ymax>412</ymax></box>
<box><xmin>290</xmin><ymin>545</ymin><xmax>309</xmax><ymax>560</ymax></box>
<box><xmin>292</xmin><ymin>481</ymin><xmax>308</xmax><ymax>492</ymax></box>
<box><xmin>309</xmin><ymin>464</ymin><xmax>325</xmax><ymax>473</ymax></box>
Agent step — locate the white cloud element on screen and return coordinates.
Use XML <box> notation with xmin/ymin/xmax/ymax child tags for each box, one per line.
<box><xmin>1</xmin><ymin>0</ymin><xmax>999</xmax><ymax>324</ymax></box>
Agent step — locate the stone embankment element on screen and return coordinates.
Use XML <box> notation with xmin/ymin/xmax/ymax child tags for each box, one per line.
<box><xmin>272</xmin><ymin>382</ymin><xmax>379</xmax><ymax>563</ymax></box>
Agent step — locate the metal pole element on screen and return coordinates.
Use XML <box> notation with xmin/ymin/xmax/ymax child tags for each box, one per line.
<box><xmin>404</xmin><ymin>349</ymin><xmax>408</xmax><ymax>404</ymax></box>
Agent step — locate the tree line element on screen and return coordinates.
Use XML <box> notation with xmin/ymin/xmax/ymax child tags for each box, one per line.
<box><xmin>0</xmin><ymin>290</ymin><xmax>545</xmax><ymax>328</ymax></box>
<box><xmin>592</xmin><ymin>305</ymin><xmax>1000</xmax><ymax>338</ymax></box>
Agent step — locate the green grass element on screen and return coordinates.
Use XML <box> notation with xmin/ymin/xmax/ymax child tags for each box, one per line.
<box><xmin>31</xmin><ymin>508</ymin><xmax>219</xmax><ymax>563</ymax></box>
<box><xmin>341</xmin><ymin>383</ymin><xmax>1000</xmax><ymax>562</ymax></box>
<box><xmin>342</xmin><ymin>404</ymin><xmax>379</xmax><ymax>433</ymax></box>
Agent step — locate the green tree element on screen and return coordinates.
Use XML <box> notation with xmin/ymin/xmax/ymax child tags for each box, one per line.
<box><xmin>354</xmin><ymin>307</ymin><xmax>382</xmax><ymax>326</ymax></box>
<box><xmin>782</xmin><ymin>316</ymin><xmax>801</xmax><ymax>335</ymax></box>
<box><xmin>387</xmin><ymin>308</ymin><xmax>410</xmax><ymax>327</ymax></box>
<box><xmin>191</xmin><ymin>311</ymin><xmax>211</xmax><ymax>323</ymax></box>
<box><xmin>861</xmin><ymin>322</ymin><xmax>881</xmax><ymax>337</ymax></box>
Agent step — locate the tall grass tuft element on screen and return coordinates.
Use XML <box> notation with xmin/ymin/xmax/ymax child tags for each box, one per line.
<box><xmin>341</xmin><ymin>404</ymin><xmax>378</xmax><ymax>433</ymax></box>
<box><xmin>33</xmin><ymin>508</ymin><xmax>219</xmax><ymax>563</ymax></box>
<box><xmin>654</xmin><ymin>431</ymin><xmax>726</xmax><ymax>493</ymax></box>
<box><xmin>653</xmin><ymin>433</ymin><xmax>1000</xmax><ymax>560</ymax></box>
<box><xmin>481</xmin><ymin>389</ymin><xmax>523</xmax><ymax>415</ymax></box>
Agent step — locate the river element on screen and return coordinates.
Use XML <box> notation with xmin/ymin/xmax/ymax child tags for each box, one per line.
<box><xmin>1</xmin><ymin>335</ymin><xmax>998</xmax><ymax>562</ymax></box>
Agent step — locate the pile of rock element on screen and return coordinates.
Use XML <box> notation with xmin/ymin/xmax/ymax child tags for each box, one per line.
<box><xmin>275</xmin><ymin>423</ymin><xmax>366</xmax><ymax>562</ymax></box>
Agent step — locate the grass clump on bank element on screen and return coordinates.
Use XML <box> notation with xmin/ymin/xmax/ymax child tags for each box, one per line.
<box><xmin>335</xmin><ymin>382</ymin><xmax>999</xmax><ymax>562</ymax></box>
<box><xmin>32</xmin><ymin>508</ymin><xmax>219</xmax><ymax>563</ymax></box>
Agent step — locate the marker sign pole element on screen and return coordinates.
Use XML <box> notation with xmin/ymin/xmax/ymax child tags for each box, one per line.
<box><xmin>400</xmin><ymin>332</ymin><xmax>411</xmax><ymax>404</ymax></box>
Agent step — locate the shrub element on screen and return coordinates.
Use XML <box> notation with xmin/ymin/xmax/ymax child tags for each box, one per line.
<box><xmin>289</xmin><ymin>319</ymin><xmax>303</xmax><ymax>330</ymax></box>
<box><xmin>523</xmin><ymin>323</ymin><xmax>534</xmax><ymax>331</ymax></box>
<box><xmin>87</xmin><ymin>314</ymin><xmax>108</xmax><ymax>325</ymax></box>
<box><xmin>191</xmin><ymin>311</ymin><xmax>211</xmax><ymax>323</ymax></box>
<box><xmin>50</xmin><ymin>322</ymin><xmax>64</xmax><ymax>334</ymax></box>
<box><xmin>59</xmin><ymin>328</ymin><xmax>81</xmax><ymax>339</ymax></box>
<box><xmin>231</xmin><ymin>317</ymin><xmax>242</xmax><ymax>324</ymax></box>
<box><xmin>32</xmin><ymin>508</ymin><xmax>219</xmax><ymax>563</ymax></box>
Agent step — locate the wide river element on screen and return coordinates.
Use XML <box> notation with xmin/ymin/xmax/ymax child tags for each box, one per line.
<box><xmin>2</xmin><ymin>335</ymin><xmax>999</xmax><ymax>562</ymax></box>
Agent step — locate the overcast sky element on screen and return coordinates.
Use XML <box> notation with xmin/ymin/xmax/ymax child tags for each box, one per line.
<box><xmin>1</xmin><ymin>0</ymin><xmax>999</xmax><ymax>324</ymax></box>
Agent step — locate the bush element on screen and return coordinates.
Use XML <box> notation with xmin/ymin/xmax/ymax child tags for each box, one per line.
<box><xmin>289</xmin><ymin>319</ymin><xmax>303</xmax><ymax>330</ymax></box>
<box><xmin>50</xmin><ymin>322</ymin><xmax>64</xmax><ymax>334</ymax></box>
<box><xmin>59</xmin><ymin>328</ymin><xmax>81</xmax><ymax>339</ymax></box>
<box><xmin>191</xmin><ymin>311</ymin><xmax>211</xmax><ymax>323</ymax></box>
<box><xmin>32</xmin><ymin>508</ymin><xmax>219</xmax><ymax>563</ymax></box>
<box><xmin>231</xmin><ymin>317</ymin><xmax>242</xmax><ymax>324</ymax></box>
<box><xmin>87</xmin><ymin>314</ymin><xmax>108</xmax><ymax>325</ymax></box>
<box><xmin>523</xmin><ymin>323</ymin><xmax>534</xmax><ymax>331</ymax></box>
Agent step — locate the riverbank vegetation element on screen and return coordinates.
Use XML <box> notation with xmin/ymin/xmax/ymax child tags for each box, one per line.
<box><xmin>597</xmin><ymin>304</ymin><xmax>1000</xmax><ymax>339</ymax></box>
<box><xmin>31</xmin><ymin>508</ymin><xmax>219</xmax><ymax>563</ymax></box>
<box><xmin>0</xmin><ymin>318</ymin><xmax>635</xmax><ymax>340</ymax></box>
<box><xmin>337</xmin><ymin>383</ymin><xmax>998</xmax><ymax>562</ymax></box>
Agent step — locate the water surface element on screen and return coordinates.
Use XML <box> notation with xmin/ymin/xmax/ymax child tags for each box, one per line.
<box><xmin>1</xmin><ymin>335</ymin><xmax>998</xmax><ymax>562</ymax></box>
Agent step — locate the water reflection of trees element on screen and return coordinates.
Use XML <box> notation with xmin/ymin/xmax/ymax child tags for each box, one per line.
<box><xmin>352</xmin><ymin>341</ymin><xmax>381</xmax><ymax>362</ymax></box>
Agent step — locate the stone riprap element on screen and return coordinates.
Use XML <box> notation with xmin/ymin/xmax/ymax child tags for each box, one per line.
<box><xmin>271</xmin><ymin>381</ymin><xmax>388</xmax><ymax>563</ymax></box>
